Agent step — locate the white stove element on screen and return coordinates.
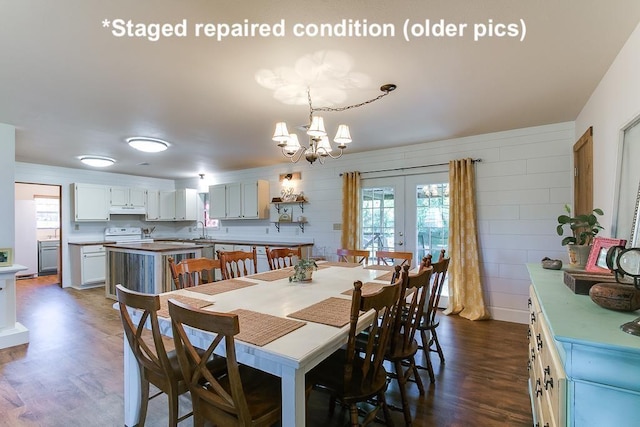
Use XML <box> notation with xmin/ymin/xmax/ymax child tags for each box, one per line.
<box><xmin>104</xmin><ymin>227</ymin><xmax>154</xmax><ymax>243</ymax></box>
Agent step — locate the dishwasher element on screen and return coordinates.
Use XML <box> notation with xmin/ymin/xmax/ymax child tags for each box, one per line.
<box><xmin>38</xmin><ymin>240</ymin><xmax>60</xmax><ymax>275</ymax></box>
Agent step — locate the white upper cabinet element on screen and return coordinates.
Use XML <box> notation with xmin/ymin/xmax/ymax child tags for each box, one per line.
<box><xmin>73</xmin><ymin>183</ymin><xmax>110</xmax><ymax>221</ymax></box>
<box><xmin>159</xmin><ymin>190</ymin><xmax>176</xmax><ymax>220</ymax></box>
<box><xmin>146</xmin><ymin>190</ymin><xmax>161</xmax><ymax>221</ymax></box>
<box><xmin>110</xmin><ymin>186</ymin><xmax>146</xmax><ymax>211</ymax></box>
<box><xmin>175</xmin><ymin>188</ymin><xmax>197</xmax><ymax>221</ymax></box>
<box><xmin>209</xmin><ymin>180</ymin><xmax>269</xmax><ymax>219</ymax></box>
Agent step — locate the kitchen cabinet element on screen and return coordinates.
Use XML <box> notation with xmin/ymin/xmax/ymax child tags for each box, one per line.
<box><xmin>73</xmin><ymin>183</ymin><xmax>110</xmax><ymax>221</ymax></box>
<box><xmin>175</xmin><ymin>188</ymin><xmax>197</xmax><ymax>221</ymax></box>
<box><xmin>69</xmin><ymin>244</ymin><xmax>105</xmax><ymax>288</ymax></box>
<box><xmin>146</xmin><ymin>190</ymin><xmax>161</xmax><ymax>220</ymax></box>
<box><xmin>110</xmin><ymin>186</ymin><xmax>146</xmax><ymax>209</ymax></box>
<box><xmin>159</xmin><ymin>190</ymin><xmax>176</xmax><ymax>220</ymax></box>
<box><xmin>146</xmin><ymin>189</ymin><xmax>197</xmax><ymax>221</ymax></box>
<box><xmin>209</xmin><ymin>180</ymin><xmax>269</xmax><ymax>219</ymax></box>
<box><xmin>527</xmin><ymin>264</ymin><xmax>640</xmax><ymax>426</ymax></box>
<box><xmin>38</xmin><ymin>240</ymin><xmax>59</xmax><ymax>275</ymax></box>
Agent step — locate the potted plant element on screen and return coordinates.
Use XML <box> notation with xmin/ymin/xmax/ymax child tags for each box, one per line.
<box><xmin>556</xmin><ymin>204</ymin><xmax>604</xmax><ymax>268</ymax></box>
<box><xmin>289</xmin><ymin>259</ymin><xmax>318</xmax><ymax>282</ymax></box>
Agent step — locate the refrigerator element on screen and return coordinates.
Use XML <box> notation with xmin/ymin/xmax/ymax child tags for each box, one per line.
<box><xmin>14</xmin><ymin>199</ymin><xmax>38</xmax><ymax>277</ymax></box>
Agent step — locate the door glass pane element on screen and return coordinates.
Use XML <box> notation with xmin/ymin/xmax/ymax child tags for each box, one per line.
<box><xmin>416</xmin><ymin>183</ymin><xmax>449</xmax><ymax>261</ymax></box>
<box><xmin>361</xmin><ymin>187</ymin><xmax>395</xmax><ymax>256</ymax></box>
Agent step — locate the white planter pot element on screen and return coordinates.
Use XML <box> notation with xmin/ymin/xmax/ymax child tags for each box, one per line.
<box><xmin>567</xmin><ymin>244</ymin><xmax>591</xmax><ymax>269</ymax></box>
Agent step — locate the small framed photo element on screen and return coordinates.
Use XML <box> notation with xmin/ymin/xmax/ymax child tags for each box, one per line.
<box><xmin>0</xmin><ymin>248</ymin><xmax>13</xmax><ymax>267</ymax></box>
<box><xmin>585</xmin><ymin>237</ymin><xmax>627</xmax><ymax>273</ymax></box>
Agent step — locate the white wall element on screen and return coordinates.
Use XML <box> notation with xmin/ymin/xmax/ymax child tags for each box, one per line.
<box><xmin>0</xmin><ymin>124</ymin><xmax>16</xmax><ymax>249</ymax></box>
<box><xmin>576</xmin><ymin>22</ymin><xmax>640</xmax><ymax>233</ymax></box>
<box><xmin>178</xmin><ymin>121</ymin><xmax>576</xmax><ymax>323</ymax></box>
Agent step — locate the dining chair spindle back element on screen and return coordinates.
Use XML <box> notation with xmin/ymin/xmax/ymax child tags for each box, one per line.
<box><xmin>308</xmin><ymin>277</ymin><xmax>401</xmax><ymax>426</ymax></box>
<box><xmin>218</xmin><ymin>247</ymin><xmax>258</xmax><ymax>280</ymax></box>
<box><xmin>265</xmin><ymin>246</ymin><xmax>301</xmax><ymax>270</ymax></box>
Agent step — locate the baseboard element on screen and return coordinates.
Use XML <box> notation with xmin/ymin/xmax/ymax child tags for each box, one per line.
<box><xmin>488</xmin><ymin>306</ymin><xmax>528</xmax><ymax>324</ymax></box>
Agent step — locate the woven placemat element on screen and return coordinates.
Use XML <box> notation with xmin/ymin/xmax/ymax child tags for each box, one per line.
<box><xmin>250</xmin><ymin>267</ymin><xmax>294</xmax><ymax>281</ymax></box>
<box><xmin>230</xmin><ymin>309</ymin><xmax>306</xmax><ymax>346</ymax></box>
<box><xmin>158</xmin><ymin>294</ymin><xmax>213</xmax><ymax>318</ymax></box>
<box><xmin>287</xmin><ymin>297</ymin><xmax>354</xmax><ymax>328</ymax></box>
<box><xmin>341</xmin><ymin>282</ymin><xmax>387</xmax><ymax>296</ymax></box>
<box><xmin>185</xmin><ymin>279</ymin><xmax>256</xmax><ymax>296</ymax></box>
<box><xmin>375</xmin><ymin>271</ymin><xmax>396</xmax><ymax>282</ymax></box>
<box><xmin>319</xmin><ymin>261</ymin><xmax>362</xmax><ymax>268</ymax></box>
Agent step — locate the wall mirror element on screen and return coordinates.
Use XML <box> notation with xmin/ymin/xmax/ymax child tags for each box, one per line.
<box><xmin>614</xmin><ymin>117</ymin><xmax>640</xmax><ymax>247</ymax></box>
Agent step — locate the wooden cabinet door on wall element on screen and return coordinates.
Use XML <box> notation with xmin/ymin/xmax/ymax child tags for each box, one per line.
<box><xmin>574</xmin><ymin>126</ymin><xmax>593</xmax><ymax>216</ymax></box>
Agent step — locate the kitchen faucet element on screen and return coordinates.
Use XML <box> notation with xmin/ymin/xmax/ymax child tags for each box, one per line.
<box><xmin>197</xmin><ymin>221</ymin><xmax>207</xmax><ymax>238</ymax></box>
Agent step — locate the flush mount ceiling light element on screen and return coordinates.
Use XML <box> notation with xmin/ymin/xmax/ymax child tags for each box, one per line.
<box><xmin>79</xmin><ymin>156</ymin><xmax>115</xmax><ymax>167</ymax></box>
<box><xmin>126</xmin><ymin>137</ymin><xmax>170</xmax><ymax>153</ymax></box>
<box><xmin>272</xmin><ymin>84</ymin><xmax>396</xmax><ymax>165</ymax></box>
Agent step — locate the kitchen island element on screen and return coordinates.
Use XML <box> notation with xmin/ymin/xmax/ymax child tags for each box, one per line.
<box><xmin>104</xmin><ymin>241</ymin><xmax>211</xmax><ymax>299</ymax></box>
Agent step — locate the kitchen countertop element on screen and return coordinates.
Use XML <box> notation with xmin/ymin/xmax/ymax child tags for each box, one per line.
<box><xmin>69</xmin><ymin>240</ymin><xmax>116</xmax><ymax>246</ymax></box>
<box><xmin>155</xmin><ymin>238</ymin><xmax>314</xmax><ymax>247</ymax></box>
<box><xmin>103</xmin><ymin>242</ymin><xmax>209</xmax><ymax>252</ymax></box>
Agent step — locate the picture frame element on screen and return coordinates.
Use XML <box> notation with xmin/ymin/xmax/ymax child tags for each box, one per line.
<box><xmin>585</xmin><ymin>237</ymin><xmax>627</xmax><ymax>273</ymax></box>
<box><xmin>0</xmin><ymin>247</ymin><xmax>13</xmax><ymax>267</ymax></box>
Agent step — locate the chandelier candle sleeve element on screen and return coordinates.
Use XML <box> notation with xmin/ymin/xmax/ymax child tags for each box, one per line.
<box><xmin>272</xmin><ymin>83</ymin><xmax>396</xmax><ymax>165</ymax></box>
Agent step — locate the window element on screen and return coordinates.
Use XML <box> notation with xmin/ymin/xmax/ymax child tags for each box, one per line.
<box><xmin>361</xmin><ymin>187</ymin><xmax>395</xmax><ymax>254</ymax></box>
<box><xmin>416</xmin><ymin>183</ymin><xmax>449</xmax><ymax>261</ymax></box>
<box><xmin>35</xmin><ymin>197</ymin><xmax>60</xmax><ymax>229</ymax></box>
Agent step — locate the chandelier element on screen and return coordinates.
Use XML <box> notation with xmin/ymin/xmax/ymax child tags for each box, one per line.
<box><xmin>272</xmin><ymin>83</ymin><xmax>397</xmax><ymax>164</ymax></box>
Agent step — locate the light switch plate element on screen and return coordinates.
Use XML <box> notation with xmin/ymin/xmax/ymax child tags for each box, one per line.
<box><xmin>333</xmin><ymin>223</ymin><xmax>342</xmax><ymax>230</ymax></box>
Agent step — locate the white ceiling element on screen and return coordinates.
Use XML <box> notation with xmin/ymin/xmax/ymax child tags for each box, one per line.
<box><xmin>2</xmin><ymin>1</ymin><xmax>640</xmax><ymax>179</ymax></box>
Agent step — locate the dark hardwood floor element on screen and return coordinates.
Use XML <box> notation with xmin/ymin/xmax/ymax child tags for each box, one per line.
<box><xmin>0</xmin><ymin>277</ymin><xmax>533</xmax><ymax>426</ymax></box>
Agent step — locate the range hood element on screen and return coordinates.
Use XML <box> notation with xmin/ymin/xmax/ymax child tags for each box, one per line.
<box><xmin>109</xmin><ymin>206</ymin><xmax>146</xmax><ymax>215</ymax></box>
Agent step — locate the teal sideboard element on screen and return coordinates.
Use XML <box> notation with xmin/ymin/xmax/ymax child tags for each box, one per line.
<box><xmin>527</xmin><ymin>264</ymin><xmax>640</xmax><ymax>427</ymax></box>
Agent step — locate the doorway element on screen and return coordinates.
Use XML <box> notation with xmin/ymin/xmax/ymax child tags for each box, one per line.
<box><xmin>15</xmin><ymin>182</ymin><xmax>62</xmax><ymax>285</ymax></box>
<box><xmin>361</xmin><ymin>172</ymin><xmax>450</xmax><ymax>305</ymax></box>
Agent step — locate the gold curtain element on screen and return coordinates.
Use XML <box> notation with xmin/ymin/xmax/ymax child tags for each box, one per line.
<box><xmin>444</xmin><ymin>158</ymin><xmax>491</xmax><ymax>320</ymax></box>
<box><xmin>341</xmin><ymin>171</ymin><xmax>361</xmax><ymax>251</ymax></box>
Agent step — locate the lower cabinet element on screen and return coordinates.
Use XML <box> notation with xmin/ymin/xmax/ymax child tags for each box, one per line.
<box><xmin>528</xmin><ymin>264</ymin><xmax>640</xmax><ymax>427</ymax></box>
<box><xmin>70</xmin><ymin>244</ymin><xmax>106</xmax><ymax>289</ymax></box>
<box><xmin>528</xmin><ymin>286</ymin><xmax>567</xmax><ymax>427</ymax></box>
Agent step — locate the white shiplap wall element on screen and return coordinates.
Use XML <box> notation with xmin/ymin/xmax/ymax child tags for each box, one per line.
<box><xmin>177</xmin><ymin>121</ymin><xmax>576</xmax><ymax>323</ymax></box>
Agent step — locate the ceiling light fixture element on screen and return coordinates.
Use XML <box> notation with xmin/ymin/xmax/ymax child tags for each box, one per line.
<box><xmin>79</xmin><ymin>156</ymin><xmax>116</xmax><ymax>167</ymax></box>
<box><xmin>272</xmin><ymin>84</ymin><xmax>397</xmax><ymax>165</ymax></box>
<box><xmin>126</xmin><ymin>137</ymin><xmax>170</xmax><ymax>153</ymax></box>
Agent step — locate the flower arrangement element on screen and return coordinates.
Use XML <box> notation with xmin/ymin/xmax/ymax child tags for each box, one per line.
<box><xmin>289</xmin><ymin>258</ymin><xmax>318</xmax><ymax>282</ymax></box>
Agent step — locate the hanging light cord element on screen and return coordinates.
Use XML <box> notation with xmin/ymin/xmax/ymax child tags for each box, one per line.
<box><xmin>307</xmin><ymin>84</ymin><xmax>396</xmax><ymax>122</ymax></box>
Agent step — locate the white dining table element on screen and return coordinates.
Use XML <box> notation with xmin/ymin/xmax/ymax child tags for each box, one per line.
<box><xmin>121</xmin><ymin>262</ymin><xmax>395</xmax><ymax>427</ymax></box>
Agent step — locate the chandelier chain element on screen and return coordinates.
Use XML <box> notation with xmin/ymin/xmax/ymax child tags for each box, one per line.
<box><xmin>307</xmin><ymin>87</ymin><xmax>392</xmax><ymax>117</ymax></box>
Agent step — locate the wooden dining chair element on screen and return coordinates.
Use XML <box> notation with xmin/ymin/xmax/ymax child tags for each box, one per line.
<box><xmin>218</xmin><ymin>247</ymin><xmax>258</xmax><ymax>280</ymax></box>
<box><xmin>168</xmin><ymin>299</ymin><xmax>284</xmax><ymax>427</ymax></box>
<box><xmin>308</xmin><ymin>278</ymin><xmax>400</xmax><ymax>427</ymax></box>
<box><xmin>168</xmin><ymin>257</ymin><xmax>221</xmax><ymax>289</ymax></box>
<box><xmin>115</xmin><ymin>285</ymin><xmax>225</xmax><ymax>427</ymax></box>
<box><xmin>336</xmin><ymin>248</ymin><xmax>370</xmax><ymax>265</ymax></box>
<box><xmin>265</xmin><ymin>246</ymin><xmax>301</xmax><ymax>270</ymax></box>
<box><xmin>385</xmin><ymin>264</ymin><xmax>433</xmax><ymax>425</ymax></box>
<box><xmin>375</xmin><ymin>250</ymin><xmax>413</xmax><ymax>267</ymax></box>
<box><xmin>416</xmin><ymin>255</ymin><xmax>451</xmax><ymax>383</ymax></box>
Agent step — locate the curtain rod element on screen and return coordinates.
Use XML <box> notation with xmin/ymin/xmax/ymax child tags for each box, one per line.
<box><xmin>339</xmin><ymin>158</ymin><xmax>482</xmax><ymax>176</ymax></box>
